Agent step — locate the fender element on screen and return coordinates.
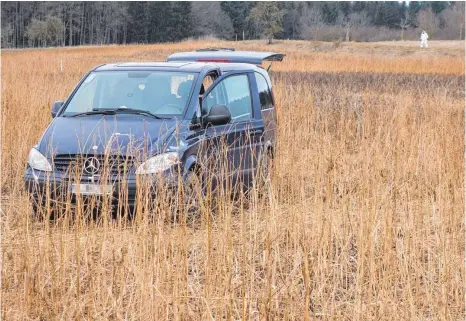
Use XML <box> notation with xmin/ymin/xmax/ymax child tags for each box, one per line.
<box><xmin>264</xmin><ymin>140</ymin><xmax>274</xmax><ymax>158</ymax></box>
<box><xmin>183</xmin><ymin>154</ymin><xmax>202</xmax><ymax>178</ymax></box>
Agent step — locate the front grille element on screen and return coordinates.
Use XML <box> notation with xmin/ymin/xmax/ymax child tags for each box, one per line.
<box><xmin>53</xmin><ymin>154</ymin><xmax>135</xmax><ymax>176</ymax></box>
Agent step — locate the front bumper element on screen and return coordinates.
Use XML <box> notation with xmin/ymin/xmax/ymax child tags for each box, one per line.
<box><xmin>24</xmin><ymin>167</ymin><xmax>179</xmax><ymax>209</ymax></box>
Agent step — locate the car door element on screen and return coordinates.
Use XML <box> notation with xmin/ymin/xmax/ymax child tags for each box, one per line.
<box><xmin>253</xmin><ymin>72</ymin><xmax>275</xmax><ymax>155</ymax></box>
<box><xmin>200</xmin><ymin>71</ymin><xmax>263</xmax><ymax>192</ymax></box>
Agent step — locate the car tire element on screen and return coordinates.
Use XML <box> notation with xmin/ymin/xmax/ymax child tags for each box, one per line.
<box><xmin>183</xmin><ymin>170</ymin><xmax>203</xmax><ymax>213</ymax></box>
<box><xmin>31</xmin><ymin>203</ymin><xmax>56</xmax><ymax>221</ymax></box>
<box><xmin>257</xmin><ymin>149</ymin><xmax>274</xmax><ymax>196</ymax></box>
<box><xmin>170</xmin><ymin>169</ymin><xmax>205</xmax><ymax>224</ymax></box>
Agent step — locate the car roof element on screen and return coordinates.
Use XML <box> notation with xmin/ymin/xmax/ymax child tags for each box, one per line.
<box><xmin>93</xmin><ymin>61</ymin><xmax>265</xmax><ymax>73</ymax></box>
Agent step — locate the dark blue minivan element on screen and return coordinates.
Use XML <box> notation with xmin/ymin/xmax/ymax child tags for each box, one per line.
<box><xmin>24</xmin><ymin>50</ymin><xmax>283</xmax><ymax>214</ymax></box>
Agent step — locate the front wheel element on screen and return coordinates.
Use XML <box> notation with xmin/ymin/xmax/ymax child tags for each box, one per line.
<box><xmin>182</xmin><ymin>170</ymin><xmax>204</xmax><ymax>215</ymax></box>
<box><xmin>256</xmin><ymin>150</ymin><xmax>274</xmax><ymax>197</ymax></box>
<box><xmin>30</xmin><ymin>201</ymin><xmax>57</xmax><ymax>221</ymax></box>
<box><xmin>174</xmin><ymin>169</ymin><xmax>218</xmax><ymax>226</ymax></box>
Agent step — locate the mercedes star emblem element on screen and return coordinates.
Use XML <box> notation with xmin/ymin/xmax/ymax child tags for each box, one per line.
<box><xmin>83</xmin><ymin>157</ymin><xmax>100</xmax><ymax>175</ymax></box>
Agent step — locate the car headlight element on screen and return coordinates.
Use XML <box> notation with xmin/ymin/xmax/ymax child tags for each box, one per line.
<box><xmin>135</xmin><ymin>152</ymin><xmax>180</xmax><ymax>175</ymax></box>
<box><xmin>28</xmin><ymin>148</ymin><xmax>52</xmax><ymax>172</ymax></box>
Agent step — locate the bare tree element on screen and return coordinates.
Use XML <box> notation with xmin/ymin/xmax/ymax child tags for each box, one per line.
<box><xmin>45</xmin><ymin>15</ymin><xmax>64</xmax><ymax>46</ymax></box>
<box><xmin>26</xmin><ymin>19</ymin><xmax>47</xmax><ymax>47</ymax></box>
<box><xmin>24</xmin><ymin>16</ymin><xmax>64</xmax><ymax>48</ymax></box>
<box><xmin>417</xmin><ymin>7</ymin><xmax>439</xmax><ymax>37</ymax></box>
<box><xmin>339</xmin><ymin>11</ymin><xmax>368</xmax><ymax>42</ymax></box>
<box><xmin>440</xmin><ymin>2</ymin><xmax>465</xmax><ymax>40</ymax></box>
<box><xmin>192</xmin><ymin>2</ymin><xmax>233</xmax><ymax>39</ymax></box>
<box><xmin>397</xmin><ymin>10</ymin><xmax>411</xmax><ymax>40</ymax></box>
<box><xmin>1</xmin><ymin>23</ymin><xmax>13</xmax><ymax>48</ymax></box>
<box><xmin>300</xmin><ymin>5</ymin><xmax>326</xmax><ymax>41</ymax></box>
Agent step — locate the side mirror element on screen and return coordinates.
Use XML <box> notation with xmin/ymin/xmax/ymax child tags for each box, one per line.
<box><xmin>203</xmin><ymin>104</ymin><xmax>231</xmax><ymax>126</ymax></box>
<box><xmin>51</xmin><ymin>101</ymin><xmax>64</xmax><ymax>118</ymax></box>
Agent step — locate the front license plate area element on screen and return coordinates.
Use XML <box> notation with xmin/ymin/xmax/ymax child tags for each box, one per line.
<box><xmin>71</xmin><ymin>184</ymin><xmax>113</xmax><ymax>195</ymax></box>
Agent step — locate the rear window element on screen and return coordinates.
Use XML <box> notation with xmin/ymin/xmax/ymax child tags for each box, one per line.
<box><xmin>255</xmin><ymin>73</ymin><xmax>273</xmax><ymax>110</ymax></box>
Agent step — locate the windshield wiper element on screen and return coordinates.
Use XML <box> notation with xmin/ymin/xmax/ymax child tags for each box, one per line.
<box><xmin>112</xmin><ymin>107</ymin><xmax>164</xmax><ymax>119</ymax></box>
<box><xmin>68</xmin><ymin>107</ymin><xmax>164</xmax><ymax>119</ymax></box>
<box><xmin>69</xmin><ymin>110</ymin><xmax>116</xmax><ymax>117</ymax></box>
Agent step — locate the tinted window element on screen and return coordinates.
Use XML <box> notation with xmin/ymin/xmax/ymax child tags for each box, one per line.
<box><xmin>255</xmin><ymin>73</ymin><xmax>273</xmax><ymax>110</ymax></box>
<box><xmin>63</xmin><ymin>71</ymin><xmax>196</xmax><ymax>116</ymax></box>
<box><xmin>203</xmin><ymin>74</ymin><xmax>252</xmax><ymax>123</ymax></box>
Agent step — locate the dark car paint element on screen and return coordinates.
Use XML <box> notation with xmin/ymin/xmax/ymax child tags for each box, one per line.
<box><xmin>39</xmin><ymin>115</ymin><xmax>178</xmax><ymax>157</ymax></box>
<box><xmin>25</xmin><ymin>60</ymin><xmax>277</xmax><ymax>207</ymax></box>
<box><xmin>197</xmin><ymin>70</ymin><xmax>265</xmax><ymax>186</ymax></box>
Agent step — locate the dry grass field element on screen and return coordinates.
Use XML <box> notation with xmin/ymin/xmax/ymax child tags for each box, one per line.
<box><xmin>1</xmin><ymin>40</ymin><xmax>464</xmax><ymax>320</ymax></box>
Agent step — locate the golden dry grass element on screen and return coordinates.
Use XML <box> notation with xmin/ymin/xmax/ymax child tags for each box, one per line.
<box><xmin>1</xmin><ymin>40</ymin><xmax>464</xmax><ymax>320</ymax></box>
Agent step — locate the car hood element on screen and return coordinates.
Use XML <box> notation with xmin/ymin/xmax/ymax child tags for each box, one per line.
<box><xmin>38</xmin><ymin>115</ymin><xmax>178</xmax><ymax>158</ymax></box>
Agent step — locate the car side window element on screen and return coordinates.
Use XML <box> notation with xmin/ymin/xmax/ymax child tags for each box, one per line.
<box><xmin>203</xmin><ymin>74</ymin><xmax>252</xmax><ymax>123</ymax></box>
<box><xmin>255</xmin><ymin>73</ymin><xmax>274</xmax><ymax>110</ymax></box>
<box><xmin>200</xmin><ymin>73</ymin><xmax>216</xmax><ymax>96</ymax></box>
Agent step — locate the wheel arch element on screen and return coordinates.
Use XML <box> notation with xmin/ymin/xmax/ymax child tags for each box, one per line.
<box><xmin>183</xmin><ymin>154</ymin><xmax>202</xmax><ymax>177</ymax></box>
<box><xmin>264</xmin><ymin>140</ymin><xmax>274</xmax><ymax>158</ymax></box>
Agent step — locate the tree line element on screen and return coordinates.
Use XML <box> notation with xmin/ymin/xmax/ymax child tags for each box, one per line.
<box><xmin>1</xmin><ymin>1</ymin><xmax>464</xmax><ymax>48</ymax></box>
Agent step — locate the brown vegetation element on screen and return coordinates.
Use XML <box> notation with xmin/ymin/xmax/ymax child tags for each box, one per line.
<box><xmin>1</xmin><ymin>40</ymin><xmax>464</xmax><ymax>320</ymax></box>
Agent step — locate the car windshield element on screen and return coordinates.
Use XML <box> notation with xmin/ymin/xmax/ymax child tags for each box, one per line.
<box><xmin>62</xmin><ymin>71</ymin><xmax>197</xmax><ymax>117</ymax></box>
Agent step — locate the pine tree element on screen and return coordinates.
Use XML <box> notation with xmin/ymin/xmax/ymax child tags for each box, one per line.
<box><xmin>171</xmin><ymin>2</ymin><xmax>193</xmax><ymax>41</ymax></box>
<box><xmin>249</xmin><ymin>2</ymin><xmax>283</xmax><ymax>44</ymax></box>
<box><xmin>147</xmin><ymin>2</ymin><xmax>171</xmax><ymax>43</ymax></box>
<box><xmin>220</xmin><ymin>1</ymin><xmax>251</xmax><ymax>39</ymax></box>
<box><xmin>127</xmin><ymin>1</ymin><xmax>149</xmax><ymax>43</ymax></box>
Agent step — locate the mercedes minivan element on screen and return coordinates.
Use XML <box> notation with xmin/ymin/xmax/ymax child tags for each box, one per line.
<box><xmin>24</xmin><ymin>50</ymin><xmax>283</xmax><ymax>214</ymax></box>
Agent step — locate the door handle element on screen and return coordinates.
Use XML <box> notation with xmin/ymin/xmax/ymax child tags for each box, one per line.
<box><xmin>248</xmin><ymin>129</ymin><xmax>263</xmax><ymax>136</ymax></box>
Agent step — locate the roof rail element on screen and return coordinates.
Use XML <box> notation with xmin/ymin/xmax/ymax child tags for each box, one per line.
<box><xmin>196</xmin><ymin>47</ymin><xmax>236</xmax><ymax>52</ymax></box>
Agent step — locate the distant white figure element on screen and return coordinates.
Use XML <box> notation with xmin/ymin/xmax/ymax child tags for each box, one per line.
<box><xmin>420</xmin><ymin>30</ymin><xmax>429</xmax><ymax>48</ymax></box>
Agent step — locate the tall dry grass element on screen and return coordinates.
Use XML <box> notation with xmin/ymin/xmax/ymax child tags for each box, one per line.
<box><xmin>1</xmin><ymin>40</ymin><xmax>464</xmax><ymax>320</ymax></box>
